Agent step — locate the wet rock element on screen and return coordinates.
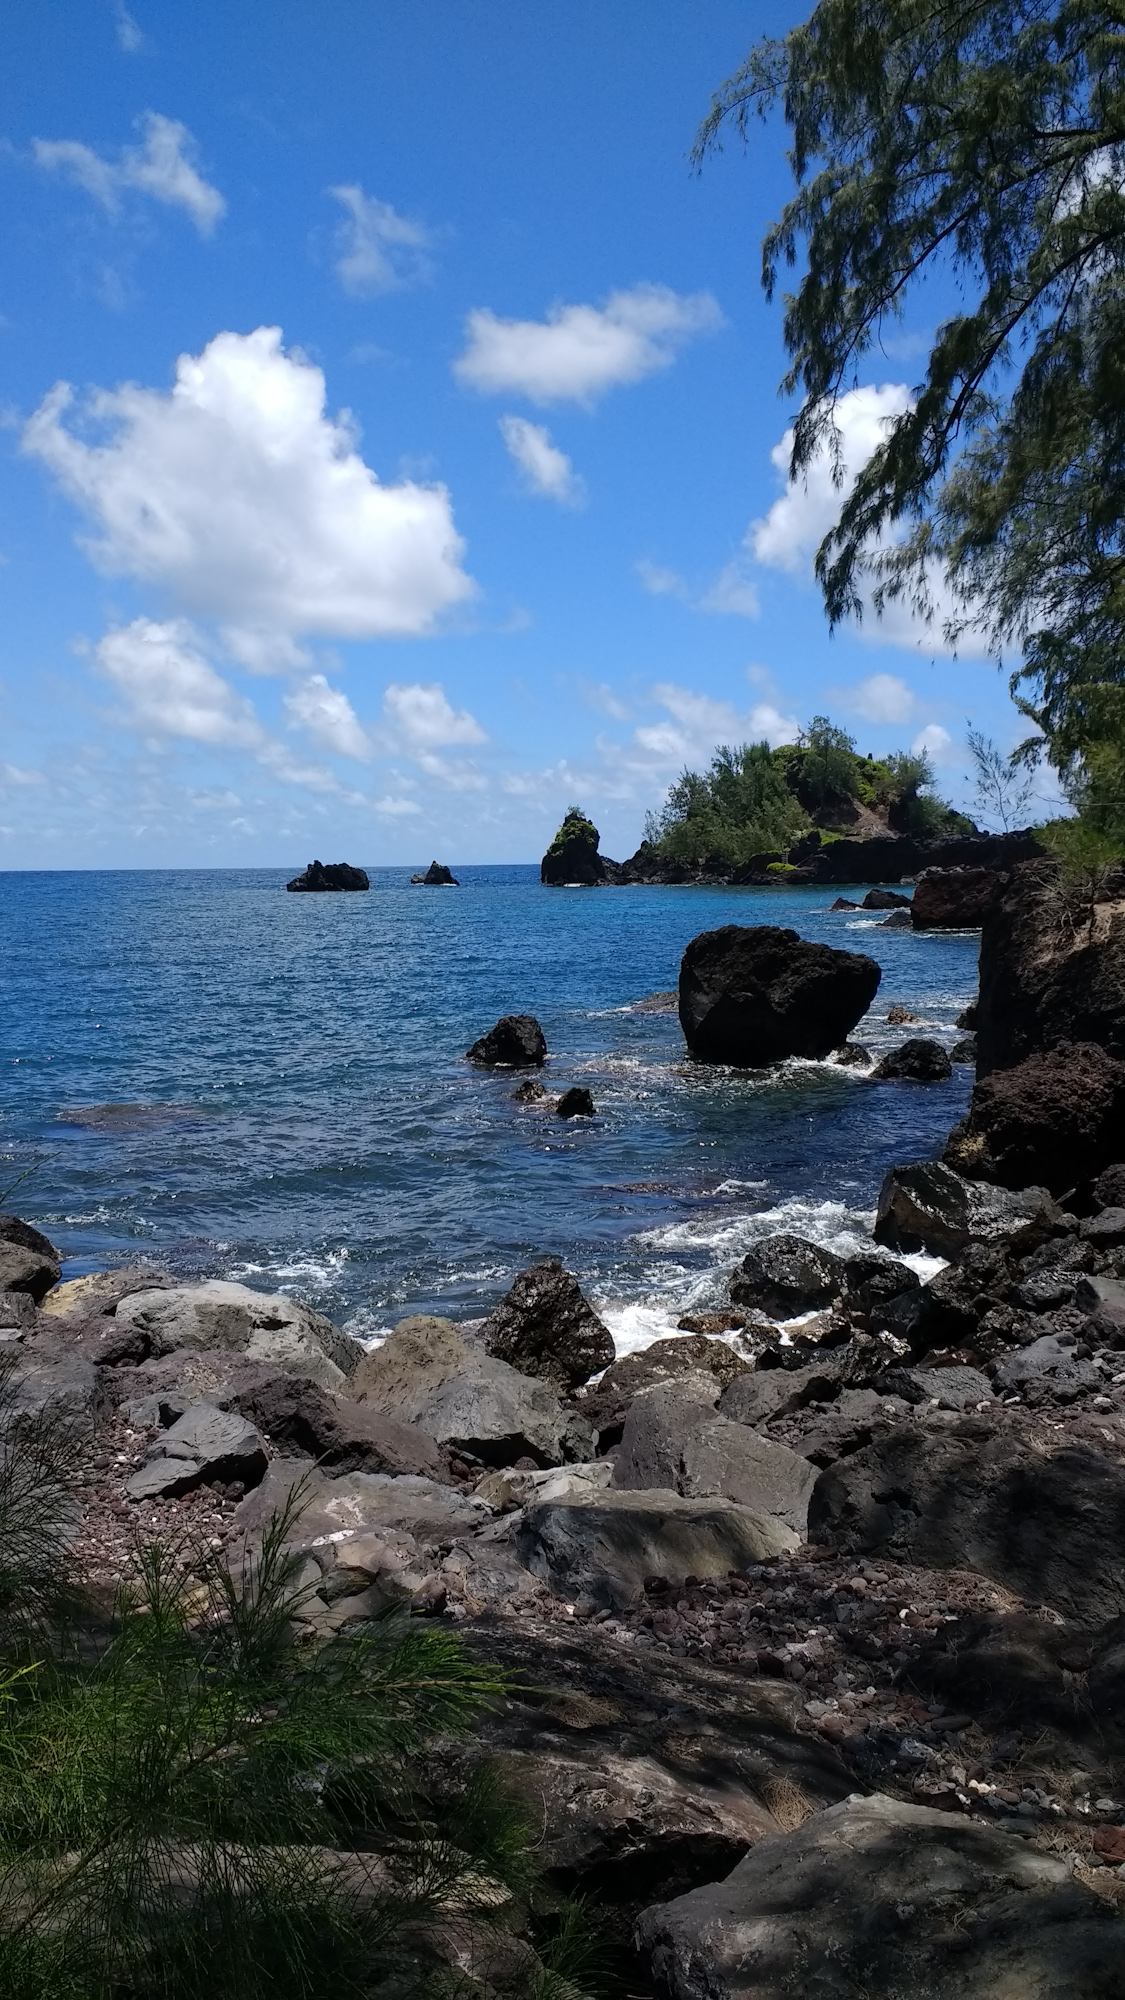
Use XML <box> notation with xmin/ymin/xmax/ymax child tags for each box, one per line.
<box><xmin>874</xmin><ymin>1159</ymin><xmax>1061</xmax><ymax>1258</ymax></box>
<box><xmin>511</xmin><ymin>1078</ymin><xmax>547</xmax><ymax>1103</ymax></box>
<box><xmin>126</xmin><ymin>1402</ymin><xmax>267</xmax><ymax>1501</ymax></box>
<box><xmin>611</xmin><ymin>1375</ymin><xmax>819</xmax><ymax>1536</ymax></box>
<box><xmin>830</xmin><ymin>897</ymin><xmax>859</xmax><ymax>910</ymax></box>
<box><xmin>730</xmin><ymin>1235</ymin><xmax>847</xmax><ymax>1318</ymax></box>
<box><xmin>810</xmin><ymin>1417</ymin><xmax>1125</xmax><ymax>1625</ymax></box>
<box><xmin>348</xmin><ymin>1314</ymin><xmax>594</xmax><ymax>1467</ymax></box>
<box><xmin>842</xmin><ymin>1253</ymin><xmax>920</xmax><ymax>1317</ymax></box>
<box><xmin>112</xmin><ymin>1281</ymin><xmax>361</xmax><ymax>1391</ymax></box>
<box><xmin>992</xmin><ymin>1334</ymin><xmax>1102</xmax><ymax>1405</ymax></box>
<box><xmin>577</xmin><ymin>1336</ymin><xmax>748</xmax><ymax>1450</ymax></box>
<box><xmin>878</xmin><ymin>908</ymin><xmax>913</xmax><ymax>928</ymax></box>
<box><xmin>678</xmin><ymin>925</ymin><xmax>881</xmax><ymax>1066</ymax></box>
<box><xmin>556</xmin><ymin>1086</ymin><xmax>595</xmax><ymax>1118</ymax></box>
<box><xmin>637</xmin><ymin>1791</ymin><xmax>1122</xmax><ymax>2000</ymax></box>
<box><xmin>864</xmin><ymin>889</ymin><xmax>912</xmax><ymax>910</ymax></box>
<box><xmin>944</xmin><ymin>1042</ymin><xmax>1125</xmax><ymax>1195</ymax></box>
<box><xmin>285</xmin><ymin>859</ymin><xmax>369</xmax><ymax>891</ymax></box>
<box><xmin>514</xmin><ymin>1490</ymin><xmax>797</xmax><ymax>1611</ymax></box>
<box><xmin>950</xmin><ymin>1034</ymin><xmax>977</xmax><ymax>1063</ymax></box>
<box><xmin>466</xmin><ymin>1014</ymin><xmax>547</xmax><ymax>1067</ymax></box>
<box><xmin>872</xmin><ymin>1037</ymin><xmax>953</xmax><ymax>1083</ymax></box>
<box><xmin>958</xmin><ymin>1001</ymin><xmax>979</xmax><ymax>1029</ymax></box>
<box><xmin>632</xmin><ymin>990</ymin><xmax>678</xmax><ymax>1013</ymax></box>
<box><xmin>480</xmin><ymin>1258</ymin><xmax>613</xmax><ymax>1390</ymax></box>
<box><xmin>887</xmin><ymin>1005</ymin><xmax>922</xmax><ymax>1025</ymax></box>
<box><xmin>910</xmin><ymin>864</ymin><xmax>1002</xmax><ymax>929</ymax></box>
<box><xmin>832</xmin><ymin>1041</ymin><xmax>872</xmax><ymax>1066</ymax></box>
<box><xmin>977</xmin><ymin>860</ymin><xmax>1125</xmax><ymax>1073</ymax></box>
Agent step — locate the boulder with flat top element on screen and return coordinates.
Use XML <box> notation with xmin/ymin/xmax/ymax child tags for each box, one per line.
<box><xmin>678</xmin><ymin>926</ymin><xmax>881</xmax><ymax>1066</ymax></box>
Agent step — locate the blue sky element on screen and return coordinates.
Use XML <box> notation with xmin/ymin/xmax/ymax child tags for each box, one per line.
<box><xmin>0</xmin><ymin>1</ymin><xmax>1033</xmax><ymax>868</ymax></box>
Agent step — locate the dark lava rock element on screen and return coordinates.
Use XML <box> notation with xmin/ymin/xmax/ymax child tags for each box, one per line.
<box><xmin>910</xmin><ymin>865</ymin><xmax>1001</xmax><ymax>929</ymax></box>
<box><xmin>829</xmin><ymin>896</ymin><xmax>859</xmax><ymax>910</ymax></box>
<box><xmin>285</xmin><ymin>859</ymin><xmax>369</xmax><ymax>892</ymax></box>
<box><xmin>412</xmin><ymin>860</ymin><xmax>458</xmax><ymax>885</ymax></box>
<box><xmin>730</xmin><ymin>1235</ymin><xmax>847</xmax><ymax>1318</ymax></box>
<box><xmin>578</xmin><ymin>1335</ymin><xmax>748</xmax><ymax>1450</ymax></box>
<box><xmin>556</xmin><ymin>1086</ymin><xmax>595</xmax><ymax>1119</ymax></box>
<box><xmin>466</xmin><ymin>1014</ymin><xmax>547</xmax><ymax>1067</ymax></box>
<box><xmin>480</xmin><ymin>1257</ymin><xmax>613</xmax><ymax>1390</ymax></box>
<box><xmin>908</xmin><ymin>1606</ymin><xmax>1125</xmax><ymax>1749</ymax></box>
<box><xmin>219</xmin><ymin>1366</ymin><xmax>452</xmax><ymax>1479</ymax></box>
<box><xmin>515</xmin><ymin>1490</ymin><xmax>793</xmax><ymax>1611</ymax></box>
<box><xmin>862</xmin><ymin>888</ymin><xmax>911</xmax><ymax>910</ymax></box>
<box><xmin>810</xmin><ymin>1416</ymin><xmax>1125</xmax><ymax>1625</ymax></box>
<box><xmin>1093</xmin><ymin>1162</ymin><xmax>1125</xmax><ymax>1210</ymax></box>
<box><xmin>637</xmin><ymin>1791</ymin><xmax>1122</xmax><ymax>2000</ymax></box>
<box><xmin>874</xmin><ymin>1159</ymin><xmax>1060</xmax><ymax>1258</ymax></box>
<box><xmin>950</xmin><ymin>1034</ymin><xmax>977</xmax><ymax>1064</ymax></box>
<box><xmin>0</xmin><ymin>1237</ymin><xmax>61</xmax><ymax>1302</ymax></box>
<box><xmin>977</xmin><ymin>860</ymin><xmax>1125</xmax><ymax>1073</ymax></box>
<box><xmin>842</xmin><ymin>1253</ymin><xmax>920</xmax><ymax>1315</ymax></box>
<box><xmin>832</xmin><ymin>1041</ymin><xmax>872</xmax><ymax>1067</ymax></box>
<box><xmin>540</xmin><ymin>808</ymin><xmax>619</xmax><ymax>886</ymax></box>
<box><xmin>611</xmin><ymin>1376</ymin><xmax>818</xmax><ymax>1536</ymax></box>
<box><xmin>678</xmin><ymin>926</ymin><xmax>881</xmax><ymax>1066</ymax></box>
<box><xmin>957</xmin><ymin>1001</ymin><xmax>979</xmax><ymax>1029</ymax></box>
<box><xmin>126</xmin><ymin>1402</ymin><xmax>268</xmax><ymax>1501</ymax></box>
<box><xmin>632</xmin><ymin>990</ymin><xmax>678</xmax><ymax>1013</ymax></box>
<box><xmin>871</xmin><ymin>1037</ymin><xmax>954</xmax><ymax>1083</ymax></box>
<box><xmin>991</xmin><ymin>1333</ymin><xmax>1102</xmax><ymax>1405</ymax></box>
<box><xmin>0</xmin><ymin>1214</ymin><xmax>61</xmax><ymax>1263</ymax></box>
<box><xmin>944</xmin><ymin>1041</ymin><xmax>1125</xmax><ymax>1195</ymax></box>
<box><xmin>511</xmin><ymin>1078</ymin><xmax>547</xmax><ymax>1103</ymax></box>
<box><xmin>877</xmin><ymin>908</ymin><xmax>912</xmax><ymax>928</ymax></box>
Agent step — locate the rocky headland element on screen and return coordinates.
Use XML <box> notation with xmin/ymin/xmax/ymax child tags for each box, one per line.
<box><xmin>5</xmin><ymin>857</ymin><xmax>1125</xmax><ymax>1992</ymax></box>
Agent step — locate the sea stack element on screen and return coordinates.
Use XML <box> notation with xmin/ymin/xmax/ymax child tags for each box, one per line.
<box><xmin>286</xmin><ymin>860</ymin><xmax>369</xmax><ymax>892</ymax></box>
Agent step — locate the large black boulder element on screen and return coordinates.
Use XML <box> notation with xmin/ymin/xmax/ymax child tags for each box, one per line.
<box><xmin>466</xmin><ymin>1014</ymin><xmax>547</xmax><ymax>1067</ymax></box>
<box><xmin>286</xmin><ymin>859</ymin><xmax>369</xmax><ymax>892</ymax></box>
<box><xmin>871</xmin><ymin>1037</ymin><xmax>953</xmax><ymax>1083</ymax></box>
<box><xmin>678</xmin><ymin>926</ymin><xmax>881</xmax><ymax>1066</ymax></box>
<box><xmin>480</xmin><ymin>1257</ymin><xmax>613</xmax><ymax>1389</ymax></box>
<box><xmin>729</xmin><ymin>1234</ymin><xmax>847</xmax><ymax>1318</ymax></box>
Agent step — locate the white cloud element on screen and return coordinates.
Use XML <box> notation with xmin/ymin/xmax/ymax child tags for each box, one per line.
<box><xmin>24</xmin><ymin>327</ymin><xmax>474</xmax><ymax>658</ymax></box>
<box><xmin>96</xmin><ymin>618</ymin><xmax>264</xmax><ymax>749</ymax></box>
<box><xmin>33</xmin><ymin>112</ymin><xmax>224</xmax><ymax>234</ymax></box>
<box><xmin>635</xmin><ymin>558</ymin><xmax>687</xmax><ymax>599</ymax></box>
<box><xmin>284</xmin><ymin>674</ymin><xmax>370</xmax><ymax>760</ymax></box>
<box><xmin>454</xmin><ymin>283</ymin><xmax>722</xmax><ymax>406</ymax></box>
<box><xmin>381</xmin><ymin>681</ymin><xmax>486</xmax><ymax>751</ymax></box>
<box><xmin>912</xmin><ymin>722</ymin><xmax>955</xmax><ymax>762</ymax></box>
<box><xmin>842</xmin><ymin>672</ymin><xmax>918</xmax><ymax>724</ymax></box>
<box><xmin>114</xmin><ymin>3</ymin><xmax>144</xmax><ymax>50</ymax></box>
<box><xmin>499</xmin><ymin>415</ymin><xmax>585</xmax><ymax>505</ymax></box>
<box><xmin>1</xmin><ymin>763</ymin><xmax>45</xmax><ymax>787</ymax></box>
<box><xmin>328</xmin><ymin>184</ymin><xmax>431</xmax><ymax>295</ymax></box>
<box><xmin>374</xmin><ymin>794</ymin><xmax>422</xmax><ymax>817</ymax></box>
<box><xmin>630</xmin><ymin>682</ymin><xmax>800</xmax><ymax>770</ymax></box>
<box><xmin>751</xmin><ymin>384</ymin><xmax>913</xmax><ymax>574</ymax></box>
<box><xmin>699</xmin><ymin>561</ymin><xmax>760</xmax><ymax>619</ymax></box>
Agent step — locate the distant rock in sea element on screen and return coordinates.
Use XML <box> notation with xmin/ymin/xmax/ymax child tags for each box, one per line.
<box><xmin>286</xmin><ymin>860</ymin><xmax>369</xmax><ymax>892</ymax></box>
<box><xmin>410</xmin><ymin>861</ymin><xmax>459</xmax><ymax>885</ymax></box>
<box><xmin>467</xmin><ymin>1014</ymin><xmax>547</xmax><ymax>1067</ymax></box>
<box><xmin>541</xmin><ymin>808</ymin><xmax>621</xmax><ymax>885</ymax></box>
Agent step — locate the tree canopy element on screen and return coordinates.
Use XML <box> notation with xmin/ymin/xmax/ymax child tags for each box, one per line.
<box><xmin>698</xmin><ymin>0</ymin><xmax>1125</xmax><ymax>830</ymax></box>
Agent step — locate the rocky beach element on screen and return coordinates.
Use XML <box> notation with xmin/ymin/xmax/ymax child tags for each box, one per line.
<box><xmin>4</xmin><ymin>853</ymin><xmax>1125</xmax><ymax>1993</ymax></box>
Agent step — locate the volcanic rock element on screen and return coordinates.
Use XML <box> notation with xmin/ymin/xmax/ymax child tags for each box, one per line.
<box><xmin>348</xmin><ymin>1314</ymin><xmax>594</xmax><ymax>1466</ymax></box>
<box><xmin>871</xmin><ymin>1037</ymin><xmax>953</xmax><ymax>1083</ymax></box>
<box><xmin>38</xmin><ymin>1266</ymin><xmax>173</xmax><ymax>1319</ymax></box>
<box><xmin>0</xmin><ymin>1241</ymin><xmax>62</xmax><ymax>1302</ymax></box>
<box><xmin>874</xmin><ymin>1160</ymin><xmax>1060</xmax><ymax>1258</ymax></box>
<box><xmin>285</xmin><ymin>859</ymin><xmax>369</xmax><ymax>891</ymax></box>
<box><xmin>862</xmin><ymin>888</ymin><xmax>911</xmax><ymax>910</ymax></box>
<box><xmin>677</xmin><ymin>926</ymin><xmax>881</xmax><ymax>1065</ymax></box>
<box><xmin>480</xmin><ymin>1258</ymin><xmax>613</xmax><ymax>1390</ymax></box>
<box><xmin>977</xmin><ymin>860</ymin><xmax>1125</xmax><ymax>1073</ymax></box>
<box><xmin>910</xmin><ymin>865</ymin><xmax>1001</xmax><ymax>929</ymax></box>
<box><xmin>729</xmin><ymin>1235</ymin><xmax>847</xmax><ymax>1318</ymax></box>
<box><xmin>611</xmin><ymin>1375</ymin><xmax>819</xmax><ymax>1536</ymax></box>
<box><xmin>637</xmin><ymin>1792</ymin><xmax>1122</xmax><ymax>2000</ymax></box>
<box><xmin>841</xmin><ymin>1253</ymin><xmax>920</xmax><ymax>1316</ymax></box>
<box><xmin>217</xmin><ymin>1367</ymin><xmax>451</xmax><ymax>1478</ymax></box>
<box><xmin>540</xmin><ymin>808</ymin><xmax>619</xmax><ymax>886</ymax></box>
<box><xmin>878</xmin><ymin>908</ymin><xmax>912</xmax><ymax>928</ymax></box>
<box><xmin>950</xmin><ymin>1035</ymin><xmax>977</xmax><ymax>1063</ymax></box>
<box><xmin>466</xmin><ymin>1014</ymin><xmax>547</xmax><ymax>1067</ymax></box>
<box><xmin>413</xmin><ymin>860</ymin><xmax>458</xmax><ymax>885</ymax></box>
<box><xmin>577</xmin><ymin>1335</ymin><xmax>748</xmax><ymax>1450</ymax></box>
<box><xmin>514</xmin><ymin>1490</ymin><xmax>796</xmax><ymax>1611</ymax></box>
<box><xmin>126</xmin><ymin>1402</ymin><xmax>268</xmax><ymax>1501</ymax></box>
<box><xmin>112</xmin><ymin>1281</ymin><xmax>361</xmax><ymax>1390</ymax></box>
<box><xmin>555</xmin><ymin>1086</ymin><xmax>595</xmax><ymax>1118</ymax></box>
<box><xmin>943</xmin><ymin>1041</ymin><xmax>1125</xmax><ymax>1194</ymax></box>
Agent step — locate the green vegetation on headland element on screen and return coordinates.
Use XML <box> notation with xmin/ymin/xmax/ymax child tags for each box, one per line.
<box><xmin>641</xmin><ymin>718</ymin><xmax>972</xmax><ymax>870</ymax></box>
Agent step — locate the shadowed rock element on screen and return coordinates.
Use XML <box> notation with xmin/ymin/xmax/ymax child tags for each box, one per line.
<box><xmin>466</xmin><ymin>1014</ymin><xmax>547</xmax><ymax>1067</ymax></box>
<box><xmin>480</xmin><ymin>1258</ymin><xmax>613</xmax><ymax>1389</ymax></box>
<box><xmin>514</xmin><ymin>1490</ymin><xmax>797</xmax><ymax>1611</ymax></box>
<box><xmin>944</xmin><ymin>1041</ymin><xmax>1125</xmax><ymax>1194</ymax></box>
<box><xmin>872</xmin><ymin>1037</ymin><xmax>953</xmax><ymax>1083</ymax></box>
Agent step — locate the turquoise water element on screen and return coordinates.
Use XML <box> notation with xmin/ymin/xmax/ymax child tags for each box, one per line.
<box><xmin>1</xmin><ymin>867</ymin><xmax>976</xmax><ymax>1349</ymax></box>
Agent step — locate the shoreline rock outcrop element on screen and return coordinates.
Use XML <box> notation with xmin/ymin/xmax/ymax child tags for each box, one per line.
<box><xmin>285</xmin><ymin>859</ymin><xmax>369</xmax><ymax>891</ymax></box>
<box><xmin>678</xmin><ymin>926</ymin><xmax>881</xmax><ymax>1065</ymax></box>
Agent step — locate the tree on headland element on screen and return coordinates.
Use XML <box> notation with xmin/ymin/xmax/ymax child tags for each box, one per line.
<box><xmin>697</xmin><ymin>0</ymin><xmax>1125</xmax><ymax>848</ymax></box>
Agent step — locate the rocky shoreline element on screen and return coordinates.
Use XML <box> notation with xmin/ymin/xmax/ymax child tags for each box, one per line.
<box><xmin>4</xmin><ymin>857</ymin><xmax>1125</xmax><ymax>1993</ymax></box>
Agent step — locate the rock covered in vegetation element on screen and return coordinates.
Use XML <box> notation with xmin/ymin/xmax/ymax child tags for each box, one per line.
<box><xmin>540</xmin><ymin>807</ymin><xmax>620</xmax><ymax>885</ymax></box>
<box><xmin>466</xmin><ymin>1013</ymin><xmax>547</xmax><ymax>1067</ymax></box>
<box><xmin>910</xmin><ymin>864</ymin><xmax>1001</xmax><ymax>928</ymax></box>
<box><xmin>678</xmin><ymin>926</ymin><xmax>881</xmax><ymax>1065</ymax></box>
<box><xmin>348</xmin><ymin>1314</ymin><xmax>594</xmax><ymax>1466</ymax></box>
<box><xmin>637</xmin><ymin>1791</ymin><xmax>1123</xmax><ymax>2000</ymax></box>
<box><xmin>285</xmin><ymin>859</ymin><xmax>369</xmax><ymax>891</ymax></box>
<box><xmin>480</xmin><ymin>1257</ymin><xmax>613</xmax><ymax>1389</ymax></box>
<box><xmin>871</xmin><ymin>1037</ymin><xmax>954</xmax><ymax>1082</ymax></box>
<box><xmin>944</xmin><ymin>1041</ymin><xmax>1125</xmax><ymax>1193</ymax></box>
<box><xmin>977</xmin><ymin>860</ymin><xmax>1125</xmax><ymax>1073</ymax></box>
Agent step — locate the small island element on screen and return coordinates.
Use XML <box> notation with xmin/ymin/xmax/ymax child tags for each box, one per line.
<box><xmin>410</xmin><ymin>861</ymin><xmax>459</xmax><ymax>885</ymax></box>
<box><xmin>286</xmin><ymin>860</ymin><xmax>370</xmax><ymax>892</ymax></box>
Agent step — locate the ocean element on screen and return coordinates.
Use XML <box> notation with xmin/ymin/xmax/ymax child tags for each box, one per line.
<box><xmin>1</xmin><ymin>867</ymin><xmax>977</xmax><ymax>1354</ymax></box>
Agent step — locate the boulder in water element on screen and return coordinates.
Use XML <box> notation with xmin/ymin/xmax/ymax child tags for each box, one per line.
<box><xmin>910</xmin><ymin>864</ymin><xmax>1000</xmax><ymax>928</ymax></box>
<box><xmin>467</xmin><ymin>1014</ymin><xmax>547</xmax><ymax>1067</ymax></box>
<box><xmin>540</xmin><ymin>807</ymin><xmax>619</xmax><ymax>885</ymax></box>
<box><xmin>556</xmin><ymin>1086</ymin><xmax>595</xmax><ymax>1118</ymax></box>
<box><xmin>678</xmin><ymin>925</ymin><xmax>881</xmax><ymax>1065</ymax></box>
<box><xmin>286</xmin><ymin>859</ymin><xmax>369</xmax><ymax>891</ymax></box>
<box><xmin>729</xmin><ymin>1234</ymin><xmax>847</xmax><ymax>1318</ymax></box>
<box><xmin>862</xmin><ymin>887</ymin><xmax>911</xmax><ymax>910</ymax></box>
<box><xmin>871</xmin><ymin>1037</ymin><xmax>953</xmax><ymax>1082</ymax></box>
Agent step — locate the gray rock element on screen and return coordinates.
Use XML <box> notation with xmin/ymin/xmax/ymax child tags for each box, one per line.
<box><xmin>718</xmin><ymin>1363</ymin><xmax>844</xmax><ymax>1429</ymax></box>
<box><xmin>729</xmin><ymin>1235</ymin><xmax>847</xmax><ymax>1318</ymax></box>
<box><xmin>229</xmin><ymin>1457</ymin><xmax>489</xmax><ymax>1551</ymax></box>
<box><xmin>113</xmin><ymin>1281</ymin><xmax>360</xmax><ymax>1390</ymax></box>
<box><xmin>216</xmin><ymin>1366</ymin><xmax>450</xmax><ymax>1479</ymax></box>
<box><xmin>637</xmin><ymin>1790</ymin><xmax>1122</xmax><ymax>1999</ymax></box>
<box><xmin>992</xmin><ymin>1334</ymin><xmax>1102</xmax><ymax>1405</ymax></box>
<box><xmin>480</xmin><ymin>1258</ymin><xmax>613</xmax><ymax>1389</ymax></box>
<box><xmin>577</xmin><ymin>1334</ymin><xmax>748</xmax><ymax>1450</ymax></box>
<box><xmin>878</xmin><ymin>1364</ymin><xmax>994</xmax><ymax>1410</ymax></box>
<box><xmin>38</xmin><ymin>1265</ymin><xmax>173</xmax><ymax>1320</ymax></box>
<box><xmin>611</xmin><ymin>1376</ymin><xmax>818</xmax><ymax>1537</ymax></box>
<box><xmin>514</xmin><ymin>1489</ymin><xmax>797</xmax><ymax>1611</ymax></box>
<box><xmin>348</xmin><ymin>1315</ymin><xmax>594</xmax><ymax>1467</ymax></box>
<box><xmin>0</xmin><ymin>1241</ymin><xmax>62</xmax><ymax>1302</ymax></box>
<box><xmin>810</xmin><ymin>1417</ymin><xmax>1125</xmax><ymax>1625</ymax></box>
<box><xmin>126</xmin><ymin>1402</ymin><xmax>268</xmax><ymax>1500</ymax></box>
<box><xmin>782</xmin><ymin>1386</ymin><xmax>910</xmax><ymax>1467</ymax></box>
<box><xmin>1</xmin><ymin>1352</ymin><xmax>106</xmax><ymax>1427</ymax></box>
<box><xmin>874</xmin><ymin>1159</ymin><xmax>1061</xmax><ymax>1257</ymax></box>
<box><xmin>1080</xmin><ymin>1205</ymin><xmax>1125</xmax><ymax>1246</ymax></box>
<box><xmin>1077</xmin><ymin>1273</ymin><xmax>1125</xmax><ymax>1334</ymax></box>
